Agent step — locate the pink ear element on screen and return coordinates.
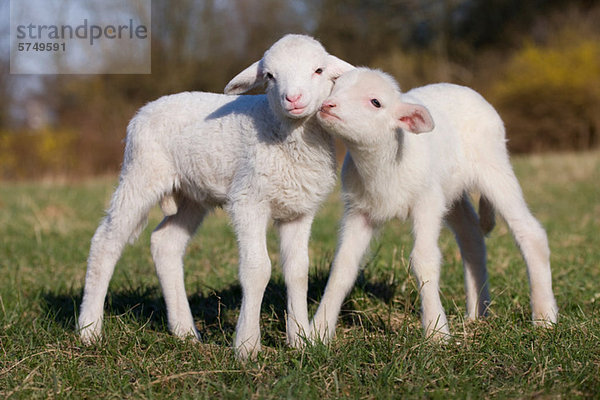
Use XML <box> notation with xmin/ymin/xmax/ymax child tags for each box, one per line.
<box><xmin>326</xmin><ymin>55</ymin><xmax>354</xmax><ymax>80</ymax></box>
<box><xmin>224</xmin><ymin>60</ymin><xmax>265</xmax><ymax>95</ymax></box>
<box><xmin>396</xmin><ymin>103</ymin><xmax>434</xmax><ymax>134</ymax></box>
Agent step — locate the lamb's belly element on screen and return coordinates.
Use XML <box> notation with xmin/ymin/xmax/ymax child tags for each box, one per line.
<box><xmin>179</xmin><ymin>175</ymin><xmax>230</xmax><ymax>207</ymax></box>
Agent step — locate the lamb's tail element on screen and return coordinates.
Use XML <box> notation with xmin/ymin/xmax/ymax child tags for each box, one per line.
<box><xmin>160</xmin><ymin>194</ymin><xmax>178</xmax><ymax>216</ymax></box>
<box><xmin>126</xmin><ymin>111</ymin><xmax>181</xmax><ymax>218</ymax></box>
<box><xmin>478</xmin><ymin>195</ymin><xmax>496</xmax><ymax>236</ymax></box>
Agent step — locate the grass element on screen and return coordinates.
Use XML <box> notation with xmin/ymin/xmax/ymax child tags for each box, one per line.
<box><xmin>1</xmin><ymin>151</ymin><xmax>599</xmax><ymax>398</ymax></box>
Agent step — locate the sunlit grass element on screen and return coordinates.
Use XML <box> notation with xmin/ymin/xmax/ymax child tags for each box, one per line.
<box><xmin>1</xmin><ymin>151</ymin><xmax>599</xmax><ymax>398</ymax></box>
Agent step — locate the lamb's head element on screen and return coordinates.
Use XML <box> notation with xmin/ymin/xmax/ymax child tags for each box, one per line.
<box><xmin>225</xmin><ymin>34</ymin><xmax>354</xmax><ymax>120</ymax></box>
<box><xmin>318</xmin><ymin>68</ymin><xmax>435</xmax><ymax>145</ymax></box>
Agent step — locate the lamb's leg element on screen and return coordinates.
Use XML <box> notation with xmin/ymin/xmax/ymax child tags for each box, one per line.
<box><xmin>277</xmin><ymin>214</ymin><xmax>314</xmax><ymax>348</ymax></box>
<box><xmin>310</xmin><ymin>212</ymin><xmax>374</xmax><ymax>343</ymax></box>
<box><xmin>231</xmin><ymin>204</ymin><xmax>271</xmax><ymax>360</ymax></box>
<box><xmin>478</xmin><ymin>164</ymin><xmax>558</xmax><ymax>325</ymax></box>
<box><xmin>445</xmin><ymin>194</ymin><xmax>490</xmax><ymax>320</ymax></box>
<box><xmin>78</xmin><ymin>179</ymin><xmax>160</xmax><ymax>344</ymax></box>
<box><xmin>411</xmin><ymin>193</ymin><xmax>449</xmax><ymax>339</ymax></box>
<box><xmin>151</xmin><ymin>198</ymin><xmax>206</xmax><ymax>340</ymax></box>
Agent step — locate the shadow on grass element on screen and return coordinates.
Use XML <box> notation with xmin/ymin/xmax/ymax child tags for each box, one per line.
<box><xmin>41</xmin><ymin>266</ymin><xmax>415</xmax><ymax>346</ymax></box>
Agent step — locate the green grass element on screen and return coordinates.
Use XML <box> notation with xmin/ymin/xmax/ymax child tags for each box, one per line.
<box><xmin>1</xmin><ymin>151</ymin><xmax>599</xmax><ymax>398</ymax></box>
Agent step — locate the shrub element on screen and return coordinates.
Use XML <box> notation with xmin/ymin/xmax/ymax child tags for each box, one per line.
<box><xmin>491</xmin><ymin>30</ymin><xmax>600</xmax><ymax>153</ymax></box>
<box><xmin>0</xmin><ymin>128</ymin><xmax>78</xmax><ymax>179</ymax></box>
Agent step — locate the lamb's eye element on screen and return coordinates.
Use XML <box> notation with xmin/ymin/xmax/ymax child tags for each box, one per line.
<box><xmin>265</xmin><ymin>72</ymin><xmax>274</xmax><ymax>80</ymax></box>
<box><xmin>315</xmin><ymin>68</ymin><xmax>324</xmax><ymax>75</ymax></box>
<box><xmin>371</xmin><ymin>98</ymin><xmax>382</xmax><ymax>108</ymax></box>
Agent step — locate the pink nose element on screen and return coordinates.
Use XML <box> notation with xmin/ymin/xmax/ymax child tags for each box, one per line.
<box><xmin>285</xmin><ymin>93</ymin><xmax>302</xmax><ymax>103</ymax></box>
<box><xmin>321</xmin><ymin>101</ymin><xmax>336</xmax><ymax>110</ymax></box>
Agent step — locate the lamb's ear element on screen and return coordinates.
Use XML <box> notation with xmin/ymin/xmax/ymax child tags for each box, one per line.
<box><xmin>224</xmin><ymin>60</ymin><xmax>265</xmax><ymax>95</ymax></box>
<box><xmin>325</xmin><ymin>55</ymin><xmax>354</xmax><ymax>80</ymax></box>
<box><xmin>395</xmin><ymin>102</ymin><xmax>434</xmax><ymax>134</ymax></box>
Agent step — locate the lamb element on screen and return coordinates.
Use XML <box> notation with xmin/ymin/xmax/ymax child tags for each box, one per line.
<box><xmin>311</xmin><ymin>68</ymin><xmax>558</xmax><ymax>342</ymax></box>
<box><xmin>77</xmin><ymin>34</ymin><xmax>354</xmax><ymax>359</ymax></box>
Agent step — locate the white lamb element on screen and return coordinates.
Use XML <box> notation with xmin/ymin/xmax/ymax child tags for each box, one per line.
<box><xmin>311</xmin><ymin>68</ymin><xmax>558</xmax><ymax>341</ymax></box>
<box><xmin>77</xmin><ymin>34</ymin><xmax>353</xmax><ymax>359</ymax></box>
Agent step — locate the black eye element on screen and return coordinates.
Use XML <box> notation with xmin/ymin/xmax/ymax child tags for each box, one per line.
<box><xmin>315</xmin><ymin>68</ymin><xmax>323</xmax><ymax>75</ymax></box>
<box><xmin>371</xmin><ymin>98</ymin><xmax>381</xmax><ymax>108</ymax></box>
<box><xmin>265</xmin><ymin>72</ymin><xmax>274</xmax><ymax>80</ymax></box>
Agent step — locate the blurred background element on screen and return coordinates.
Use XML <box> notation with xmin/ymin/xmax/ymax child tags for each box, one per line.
<box><xmin>1</xmin><ymin>0</ymin><xmax>598</xmax><ymax>180</ymax></box>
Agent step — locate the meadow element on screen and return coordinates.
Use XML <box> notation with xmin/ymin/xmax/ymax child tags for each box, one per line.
<box><xmin>0</xmin><ymin>151</ymin><xmax>598</xmax><ymax>399</ymax></box>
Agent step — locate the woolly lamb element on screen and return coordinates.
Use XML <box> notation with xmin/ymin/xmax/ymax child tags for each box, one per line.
<box><xmin>77</xmin><ymin>34</ymin><xmax>353</xmax><ymax>359</ymax></box>
<box><xmin>311</xmin><ymin>68</ymin><xmax>558</xmax><ymax>341</ymax></box>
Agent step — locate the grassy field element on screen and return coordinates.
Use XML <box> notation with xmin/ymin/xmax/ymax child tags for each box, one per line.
<box><xmin>1</xmin><ymin>151</ymin><xmax>599</xmax><ymax>398</ymax></box>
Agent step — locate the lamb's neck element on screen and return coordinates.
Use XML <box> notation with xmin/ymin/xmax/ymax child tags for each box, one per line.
<box><xmin>282</xmin><ymin>116</ymin><xmax>335</xmax><ymax>156</ymax></box>
<box><xmin>344</xmin><ymin>134</ymin><xmax>403</xmax><ymax>185</ymax></box>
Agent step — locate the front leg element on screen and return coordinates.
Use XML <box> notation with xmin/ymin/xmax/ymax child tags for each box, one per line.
<box><xmin>310</xmin><ymin>211</ymin><xmax>374</xmax><ymax>343</ymax></box>
<box><xmin>277</xmin><ymin>214</ymin><xmax>314</xmax><ymax>348</ymax></box>
<box><xmin>231</xmin><ymin>204</ymin><xmax>272</xmax><ymax>360</ymax></box>
<box><xmin>410</xmin><ymin>193</ymin><xmax>449</xmax><ymax>339</ymax></box>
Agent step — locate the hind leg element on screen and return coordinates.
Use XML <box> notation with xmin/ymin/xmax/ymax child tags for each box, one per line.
<box><xmin>151</xmin><ymin>198</ymin><xmax>207</xmax><ymax>340</ymax></box>
<box><xmin>78</xmin><ymin>177</ymin><xmax>163</xmax><ymax>344</ymax></box>
<box><xmin>479</xmin><ymin>163</ymin><xmax>558</xmax><ymax>325</ymax></box>
<box><xmin>445</xmin><ymin>194</ymin><xmax>490</xmax><ymax>320</ymax></box>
